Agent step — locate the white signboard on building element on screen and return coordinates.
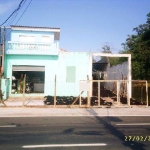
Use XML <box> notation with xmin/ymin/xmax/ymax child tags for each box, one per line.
<box><xmin>79</xmin><ymin>81</ymin><xmax>90</xmax><ymax>91</ymax></box>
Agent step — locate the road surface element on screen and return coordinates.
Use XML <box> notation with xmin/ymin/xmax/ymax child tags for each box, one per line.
<box><xmin>0</xmin><ymin>116</ymin><xmax>150</xmax><ymax>150</ymax></box>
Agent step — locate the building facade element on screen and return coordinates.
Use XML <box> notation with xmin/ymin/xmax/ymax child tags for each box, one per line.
<box><xmin>2</xmin><ymin>25</ymin><xmax>92</xmax><ymax>99</ymax></box>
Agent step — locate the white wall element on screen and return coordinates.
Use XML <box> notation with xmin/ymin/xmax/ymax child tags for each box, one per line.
<box><xmin>107</xmin><ymin>61</ymin><xmax>128</xmax><ymax>80</ymax></box>
<box><xmin>105</xmin><ymin>61</ymin><xmax>128</xmax><ymax>91</ymax></box>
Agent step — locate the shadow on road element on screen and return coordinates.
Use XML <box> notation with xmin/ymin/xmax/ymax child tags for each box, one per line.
<box><xmin>63</xmin><ymin>128</ymin><xmax>74</xmax><ymax>134</ymax></box>
<box><xmin>86</xmin><ymin>108</ymin><xmax>146</xmax><ymax>150</ymax></box>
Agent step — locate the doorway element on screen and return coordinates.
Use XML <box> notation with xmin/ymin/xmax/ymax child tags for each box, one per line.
<box><xmin>11</xmin><ymin>65</ymin><xmax>45</xmax><ymax>94</ymax></box>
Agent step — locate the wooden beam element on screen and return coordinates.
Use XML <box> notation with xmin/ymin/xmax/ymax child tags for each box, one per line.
<box><xmin>92</xmin><ymin>52</ymin><xmax>131</xmax><ymax>58</ymax></box>
<box><xmin>71</xmin><ymin>91</ymin><xmax>84</xmax><ymax>105</ymax></box>
<box><xmin>54</xmin><ymin>74</ymin><xmax>56</xmax><ymax>107</ymax></box>
<box><xmin>23</xmin><ymin>74</ymin><xmax>26</xmax><ymax>106</ymax></box>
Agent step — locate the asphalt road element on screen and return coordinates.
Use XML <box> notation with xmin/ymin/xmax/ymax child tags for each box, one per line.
<box><xmin>0</xmin><ymin>116</ymin><xmax>150</xmax><ymax>150</ymax></box>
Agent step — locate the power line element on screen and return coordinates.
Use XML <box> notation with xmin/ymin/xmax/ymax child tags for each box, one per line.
<box><xmin>15</xmin><ymin>0</ymin><xmax>33</xmax><ymax>25</ymax></box>
<box><xmin>4</xmin><ymin>0</ymin><xmax>33</xmax><ymax>40</ymax></box>
<box><xmin>6</xmin><ymin>11</ymin><xmax>18</xmax><ymax>26</ymax></box>
<box><xmin>0</xmin><ymin>0</ymin><xmax>25</xmax><ymax>26</ymax></box>
<box><xmin>7</xmin><ymin>0</ymin><xmax>27</xmax><ymax>26</ymax></box>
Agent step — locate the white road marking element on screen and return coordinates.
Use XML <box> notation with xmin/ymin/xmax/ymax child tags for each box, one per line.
<box><xmin>0</xmin><ymin>125</ymin><xmax>17</xmax><ymax>128</ymax></box>
<box><xmin>2</xmin><ymin>115</ymin><xmax>150</xmax><ymax>118</ymax></box>
<box><xmin>116</xmin><ymin>123</ymin><xmax>150</xmax><ymax>126</ymax></box>
<box><xmin>22</xmin><ymin>143</ymin><xmax>107</xmax><ymax>148</ymax></box>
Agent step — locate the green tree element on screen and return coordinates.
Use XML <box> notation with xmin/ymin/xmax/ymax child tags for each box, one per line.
<box><xmin>101</xmin><ymin>45</ymin><xmax>127</xmax><ymax>67</ymax></box>
<box><xmin>121</xmin><ymin>12</ymin><xmax>150</xmax><ymax>80</ymax></box>
<box><xmin>102</xmin><ymin>45</ymin><xmax>111</xmax><ymax>53</ymax></box>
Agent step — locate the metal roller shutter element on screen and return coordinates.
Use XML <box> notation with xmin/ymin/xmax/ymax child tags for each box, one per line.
<box><xmin>12</xmin><ymin>65</ymin><xmax>45</xmax><ymax>71</ymax></box>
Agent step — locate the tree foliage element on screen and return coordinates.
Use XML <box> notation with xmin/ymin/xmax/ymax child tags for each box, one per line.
<box><xmin>101</xmin><ymin>45</ymin><xmax>127</xmax><ymax>67</ymax></box>
<box><xmin>121</xmin><ymin>12</ymin><xmax>150</xmax><ymax>80</ymax></box>
<box><xmin>101</xmin><ymin>45</ymin><xmax>111</xmax><ymax>53</ymax></box>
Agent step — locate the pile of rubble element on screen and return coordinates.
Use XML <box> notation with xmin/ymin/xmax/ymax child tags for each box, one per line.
<box><xmin>44</xmin><ymin>95</ymin><xmax>113</xmax><ymax>106</ymax></box>
<box><xmin>121</xmin><ymin>97</ymin><xmax>146</xmax><ymax>105</ymax></box>
<box><xmin>92</xmin><ymin>86</ymin><xmax>147</xmax><ymax>106</ymax></box>
<box><xmin>44</xmin><ymin>86</ymin><xmax>146</xmax><ymax>106</ymax></box>
<box><xmin>44</xmin><ymin>96</ymin><xmax>86</xmax><ymax>105</ymax></box>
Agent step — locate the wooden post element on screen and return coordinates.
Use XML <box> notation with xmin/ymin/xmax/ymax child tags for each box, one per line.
<box><xmin>117</xmin><ymin>80</ymin><xmax>120</xmax><ymax>106</ymax></box>
<box><xmin>91</xmin><ymin>76</ymin><xmax>94</xmax><ymax>96</ymax></box>
<box><xmin>87</xmin><ymin>75</ymin><xmax>90</xmax><ymax>107</ymax></box>
<box><xmin>1</xmin><ymin>27</ymin><xmax>5</xmax><ymax>75</ymax></box>
<box><xmin>0</xmin><ymin>27</ymin><xmax>6</xmax><ymax>106</ymax></box>
<box><xmin>79</xmin><ymin>92</ymin><xmax>81</xmax><ymax>108</ymax></box>
<box><xmin>98</xmin><ymin>81</ymin><xmax>100</xmax><ymax>107</ymax></box>
<box><xmin>23</xmin><ymin>74</ymin><xmax>26</xmax><ymax>106</ymax></box>
<box><xmin>54</xmin><ymin>74</ymin><xmax>56</xmax><ymax>107</ymax></box>
<box><xmin>127</xmin><ymin>80</ymin><xmax>130</xmax><ymax>106</ymax></box>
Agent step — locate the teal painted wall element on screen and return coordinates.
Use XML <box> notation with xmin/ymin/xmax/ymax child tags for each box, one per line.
<box><xmin>5</xmin><ymin>55</ymin><xmax>58</xmax><ymax>97</ymax></box>
<box><xmin>1</xmin><ymin>79</ymin><xmax>9</xmax><ymax>100</ymax></box>
<box><xmin>5</xmin><ymin>52</ymin><xmax>91</xmax><ymax>97</ymax></box>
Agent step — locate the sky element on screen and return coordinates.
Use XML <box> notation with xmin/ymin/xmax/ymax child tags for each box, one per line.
<box><xmin>0</xmin><ymin>0</ymin><xmax>150</xmax><ymax>53</ymax></box>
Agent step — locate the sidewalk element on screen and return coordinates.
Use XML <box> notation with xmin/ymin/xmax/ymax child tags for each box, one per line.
<box><xmin>0</xmin><ymin>99</ymin><xmax>150</xmax><ymax>117</ymax></box>
<box><xmin>0</xmin><ymin>99</ymin><xmax>44</xmax><ymax>107</ymax></box>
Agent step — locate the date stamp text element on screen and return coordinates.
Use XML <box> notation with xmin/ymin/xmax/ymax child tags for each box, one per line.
<box><xmin>125</xmin><ymin>136</ymin><xmax>150</xmax><ymax>142</ymax></box>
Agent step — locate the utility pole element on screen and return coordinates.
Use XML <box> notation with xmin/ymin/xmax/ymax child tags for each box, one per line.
<box><xmin>23</xmin><ymin>74</ymin><xmax>26</xmax><ymax>106</ymax></box>
<box><xmin>1</xmin><ymin>26</ymin><xmax>5</xmax><ymax>75</ymax></box>
<box><xmin>0</xmin><ymin>26</ymin><xmax>6</xmax><ymax>106</ymax></box>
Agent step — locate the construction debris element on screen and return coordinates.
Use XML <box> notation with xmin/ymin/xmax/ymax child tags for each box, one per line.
<box><xmin>44</xmin><ymin>85</ymin><xmax>146</xmax><ymax>106</ymax></box>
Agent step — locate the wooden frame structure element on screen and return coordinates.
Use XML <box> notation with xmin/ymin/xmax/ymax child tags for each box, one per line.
<box><xmin>91</xmin><ymin>53</ymin><xmax>132</xmax><ymax>99</ymax></box>
<box><xmin>79</xmin><ymin>79</ymin><xmax>148</xmax><ymax>107</ymax></box>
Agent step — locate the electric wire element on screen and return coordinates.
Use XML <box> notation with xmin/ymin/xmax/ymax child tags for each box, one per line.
<box><xmin>5</xmin><ymin>0</ymin><xmax>33</xmax><ymax>40</ymax></box>
<box><xmin>15</xmin><ymin>0</ymin><xmax>33</xmax><ymax>25</ymax></box>
<box><xmin>0</xmin><ymin>0</ymin><xmax>25</xmax><ymax>26</ymax></box>
<box><xmin>6</xmin><ymin>12</ymin><xmax>18</xmax><ymax>26</ymax></box>
<box><xmin>6</xmin><ymin>0</ymin><xmax>27</xmax><ymax>26</ymax></box>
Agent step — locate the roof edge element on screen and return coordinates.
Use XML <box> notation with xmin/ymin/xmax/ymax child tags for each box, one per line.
<box><xmin>11</xmin><ymin>25</ymin><xmax>60</xmax><ymax>32</ymax></box>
